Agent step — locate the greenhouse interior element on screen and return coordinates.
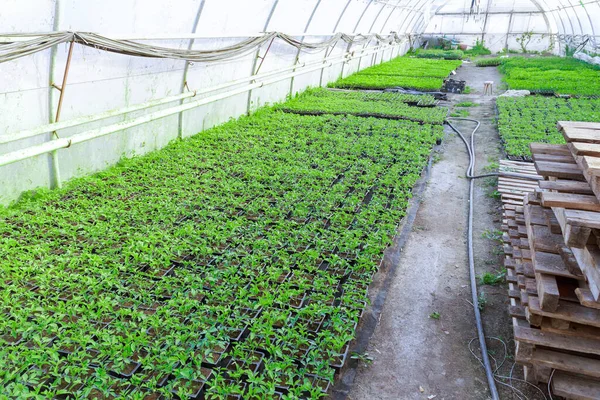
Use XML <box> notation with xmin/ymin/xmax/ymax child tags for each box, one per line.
<box><xmin>3</xmin><ymin>0</ymin><xmax>600</xmax><ymax>399</ymax></box>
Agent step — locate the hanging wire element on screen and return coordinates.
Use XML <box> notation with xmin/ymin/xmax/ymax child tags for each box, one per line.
<box><xmin>0</xmin><ymin>31</ymin><xmax>404</xmax><ymax>64</ymax></box>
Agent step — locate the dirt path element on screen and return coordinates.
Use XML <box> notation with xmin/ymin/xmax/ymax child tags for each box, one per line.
<box><xmin>341</xmin><ymin>62</ymin><xmax>546</xmax><ymax>400</ymax></box>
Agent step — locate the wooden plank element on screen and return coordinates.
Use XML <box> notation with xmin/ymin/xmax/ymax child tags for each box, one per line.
<box><xmin>566</xmin><ymin>224</ymin><xmax>594</xmax><ymax>249</ymax></box>
<box><xmin>525</xmin><ymin>278</ymin><xmax>538</xmax><ymax>295</ymax></box>
<box><xmin>530</xmin><ymin>142</ymin><xmax>572</xmax><ymax>156</ymax></box>
<box><xmin>528</xmin><ymin>296</ymin><xmax>600</xmax><ymax>328</ymax></box>
<box><xmin>562</xmin><ymin>126</ymin><xmax>600</xmax><ymax>144</ymax></box>
<box><xmin>509</xmin><ymin>305</ymin><xmax>526</xmax><ymax>319</ymax></box>
<box><xmin>508</xmin><ymin>289</ymin><xmax>521</xmax><ymax>299</ymax></box>
<box><xmin>531</xmin><ymin>225</ymin><xmax>562</xmax><ymax>253</ymax></box>
<box><xmin>582</xmin><ymin>156</ymin><xmax>600</xmax><ymax>177</ymax></box>
<box><xmin>503</xmin><ymin>199</ymin><xmax>524</xmax><ymax>206</ymax></box>
<box><xmin>526</xmin><ymin>204</ymin><xmax>548</xmax><ymax>226</ymax></box>
<box><xmin>533</xmin><ymin>153</ymin><xmax>577</xmax><ymax>164</ymax></box>
<box><xmin>499</xmin><ymin>177</ymin><xmax>539</xmax><ymax>186</ymax></box>
<box><xmin>541</xmin><ymin>192</ymin><xmax>600</xmax><ymax>212</ymax></box>
<box><xmin>540</xmin><ymin>319</ymin><xmax>600</xmax><ymax>340</ymax></box>
<box><xmin>539</xmin><ymin>179</ymin><xmax>594</xmax><ymax>195</ymax></box>
<box><xmin>569</xmin><ymin>142</ymin><xmax>600</xmax><ymax>158</ymax></box>
<box><xmin>498</xmin><ymin>185</ymin><xmax>534</xmax><ymax>194</ymax></box>
<box><xmin>523</xmin><ymin>261</ymin><xmax>535</xmax><ymax>278</ymax></box>
<box><xmin>553</xmin><ymin>207</ymin><xmax>593</xmax><ymax>249</ymax></box>
<box><xmin>521</xmin><ymin>290</ymin><xmax>530</xmax><ymax>306</ymax></box>
<box><xmin>552</xmin><ymin>371</ymin><xmax>600</xmax><ymax>400</ymax></box>
<box><xmin>506</xmin><ymin>269</ymin><xmax>518</xmax><ymax>284</ymax></box>
<box><xmin>558</xmin><ymin>121</ymin><xmax>600</xmax><ymax>131</ymax></box>
<box><xmin>535</xmin><ymin>161</ymin><xmax>585</xmax><ymax>180</ymax></box>
<box><xmin>501</xmin><ymin>159</ymin><xmax>538</xmax><ymax>168</ymax></box>
<box><xmin>525</xmin><ymin>348</ymin><xmax>600</xmax><ymax>379</ymax></box>
<box><xmin>576</xmin><ymin>288</ymin><xmax>600</xmax><ymax>310</ymax></box>
<box><xmin>536</xmin><ymin>273</ymin><xmax>560</xmax><ymax>311</ymax></box>
<box><xmin>534</xmin><ymin>251</ymin><xmax>584</xmax><ymax>279</ymax></box>
<box><xmin>505</xmin><ymin>257</ymin><xmax>516</xmax><ymax>269</ymax></box>
<box><xmin>514</xmin><ymin>325</ymin><xmax>600</xmax><ymax>356</ymax></box>
<box><xmin>528</xmin><ymin>194</ymin><xmax>541</xmax><ymax>206</ymax></box>
<box><xmin>558</xmin><ymin>246</ymin><xmax>584</xmax><ymax>276</ymax></box>
<box><xmin>499</xmin><ymin>177</ymin><xmax>540</xmax><ymax>187</ymax></box>
<box><xmin>574</xmin><ymin>155</ymin><xmax>600</xmax><ymax>201</ymax></box>
<box><xmin>572</xmin><ymin>246</ymin><xmax>600</xmax><ymax>301</ymax></box>
<box><xmin>502</xmin><ymin>193</ymin><xmax>526</xmax><ymax>201</ymax></box>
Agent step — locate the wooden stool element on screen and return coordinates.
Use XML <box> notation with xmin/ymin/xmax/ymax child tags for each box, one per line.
<box><xmin>484</xmin><ymin>81</ymin><xmax>494</xmax><ymax>95</ymax></box>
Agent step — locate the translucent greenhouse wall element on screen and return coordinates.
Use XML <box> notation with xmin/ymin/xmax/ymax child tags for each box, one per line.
<box><xmin>425</xmin><ymin>0</ymin><xmax>552</xmax><ymax>53</ymax></box>
<box><xmin>424</xmin><ymin>0</ymin><xmax>600</xmax><ymax>55</ymax></box>
<box><xmin>2</xmin><ymin>0</ymin><xmax>600</xmax><ymax>205</ymax></box>
<box><xmin>0</xmin><ymin>0</ymin><xmax>409</xmax><ymax>205</ymax></box>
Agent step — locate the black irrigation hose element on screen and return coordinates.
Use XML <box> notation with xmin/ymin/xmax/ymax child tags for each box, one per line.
<box><xmin>446</xmin><ymin>117</ymin><xmax>543</xmax><ymax>399</ymax></box>
<box><xmin>446</xmin><ymin>117</ymin><xmax>500</xmax><ymax>400</ymax></box>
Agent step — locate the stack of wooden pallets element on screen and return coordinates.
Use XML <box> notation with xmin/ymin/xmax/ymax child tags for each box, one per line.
<box><xmin>501</xmin><ymin>122</ymin><xmax>600</xmax><ymax>399</ymax></box>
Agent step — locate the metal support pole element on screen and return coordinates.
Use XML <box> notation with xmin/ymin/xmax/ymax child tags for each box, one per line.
<box><xmin>247</xmin><ymin>0</ymin><xmax>279</xmax><ymax>114</ymax></box>
<box><xmin>505</xmin><ymin>12</ymin><xmax>514</xmax><ymax>50</ymax></box>
<box><xmin>481</xmin><ymin>0</ymin><xmax>492</xmax><ymax>44</ymax></box>
<box><xmin>319</xmin><ymin>39</ymin><xmax>340</xmax><ymax>87</ymax></box>
<box><xmin>255</xmin><ymin>38</ymin><xmax>276</xmax><ymax>76</ymax></box>
<box><xmin>47</xmin><ymin>0</ymin><xmax>62</xmax><ymax>189</ymax></box>
<box><xmin>52</xmin><ymin>41</ymin><xmax>75</xmax><ymax>131</ymax></box>
<box><xmin>353</xmin><ymin>0</ymin><xmax>374</xmax><ymax>74</ymax></box>
<box><xmin>177</xmin><ymin>0</ymin><xmax>205</xmax><ymax>139</ymax></box>
<box><xmin>289</xmin><ymin>0</ymin><xmax>322</xmax><ymax>98</ymax></box>
<box><xmin>47</xmin><ymin>40</ymin><xmax>74</xmax><ymax>189</ymax></box>
<box><xmin>340</xmin><ymin>42</ymin><xmax>354</xmax><ymax>79</ymax></box>
<box><xmin>319</xmin><ymin>0</ymin><xmax>352</xmax><ymax>87</ymax></box>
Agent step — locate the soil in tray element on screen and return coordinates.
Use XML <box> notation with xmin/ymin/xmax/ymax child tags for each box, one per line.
<box><xmin>207</xmin><ymin>380</ymin><xmax>247</xmax><ymax>399</ymax></box>
<box><xmin>139</xmin><ymin>366</ymin><xmax>173</xmax><ymax>388</ymax></box>
<box><xmin>141</xmin><ymin>264</ymin><xmax>176</xmax><ymax>279</ymax></box>
<box><xmin>52</xmin><ymin>377</ymin><xmax>85</xmax><ymax>398</ymax></box>
<box><xmin>107</xmin><ymin>359</ymin><xmax>142</xmax><ymax>378</ymax></box>
<box><xmin>88</xmin><ymin>382</ymin><xmax>132</xmax><ymax>399</ymax></box>
<box><xmin>221</xmin><ymin>324</ymin><xmax>248</xmax><ymax>342</ymax></box>
<box><xmin>170</xmin><ymin>370</ymin><xmax>212</xmax><ymax>399</ymax></box>
<box><xmin>224</xmin><ymin>351</ymin><xmax>264</xmax><ymax>377</ymax></box>
<box><xmin>191</xmin><ymin>343</ymin><xmax>228</xmax><ymax>367</ymax></box>
<box><xmin>1</xmin><ymin>333</ymin><xmax>23</xmax><ymax>346</ymax></box>
<box><xmin>82</xmin><ymin>348</ymin><xmax>106</xmax><ymax>368</ymax></box>
<box><xmin>307</xmin><ymin>374</ymin><xmax>332</xmax><ymax>393</ymax></box>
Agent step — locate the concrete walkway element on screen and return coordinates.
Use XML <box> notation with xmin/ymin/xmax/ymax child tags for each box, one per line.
<box><xmin>345</xmin><ymin>62</ymin><xmax>525</xmax><ymax>400</ymax></box>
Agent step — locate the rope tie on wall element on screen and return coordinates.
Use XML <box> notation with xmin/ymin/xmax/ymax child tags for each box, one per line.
<box><xmin>0</xmin><ymin>31</ymin><xmax>405</xmax><ymax>64</ymax></box>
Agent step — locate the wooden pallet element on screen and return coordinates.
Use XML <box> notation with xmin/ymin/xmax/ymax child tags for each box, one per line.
<box><xmin>559</xmin><ymin>121</ymin><xmax>600</xmax><ymax>202</ymax></box>
<box><xmin>498</xmin><ymin>124</ymin><xmax>600</xmax><ymax>398</ymax></box>
<box><xmin>531</xmin><ymin>139</ymin><xmax>600</xmax><ymax>302</ymax></box>
<box><xmin>498</xmin><ymin>160</ymin><xmax>540</xmax><ymax>205</ymax></box>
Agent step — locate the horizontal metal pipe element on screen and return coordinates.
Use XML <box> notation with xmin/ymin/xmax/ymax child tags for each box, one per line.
<box><xmin>1</xmin><ymin>43</ymin><xmax>383</xmax><ymax>146</ymax></box>
<box><xmin>0</xmin><ymin>44</ymin><xmax>393</xmax><ymax>168</ymax></box>
<box><xmin>0</xmin><ymin>91</ymin><xmax>197</xmax><ymax>145</ymax></box>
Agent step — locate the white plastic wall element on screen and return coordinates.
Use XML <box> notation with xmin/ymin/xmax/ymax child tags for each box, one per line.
<box><xmin>0</xmin><ymin>0</ymin><xmax>404</xmax><ymax>205</ymax></box>
<box><xmin>2</xmin><ymin>0</ymin><xmax>600</xmax><ymax>205</ymax></box>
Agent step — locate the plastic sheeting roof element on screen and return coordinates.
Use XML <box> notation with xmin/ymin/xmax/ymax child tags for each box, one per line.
<box><xmin>426</xmin><ymin>0</ymin><xmax>600</xmax><ymax>37</ymax></box>
<box><xmin>4</xmin><ymin>0</ymin><xmax>600</xmax><ymax>38</ymax></box>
